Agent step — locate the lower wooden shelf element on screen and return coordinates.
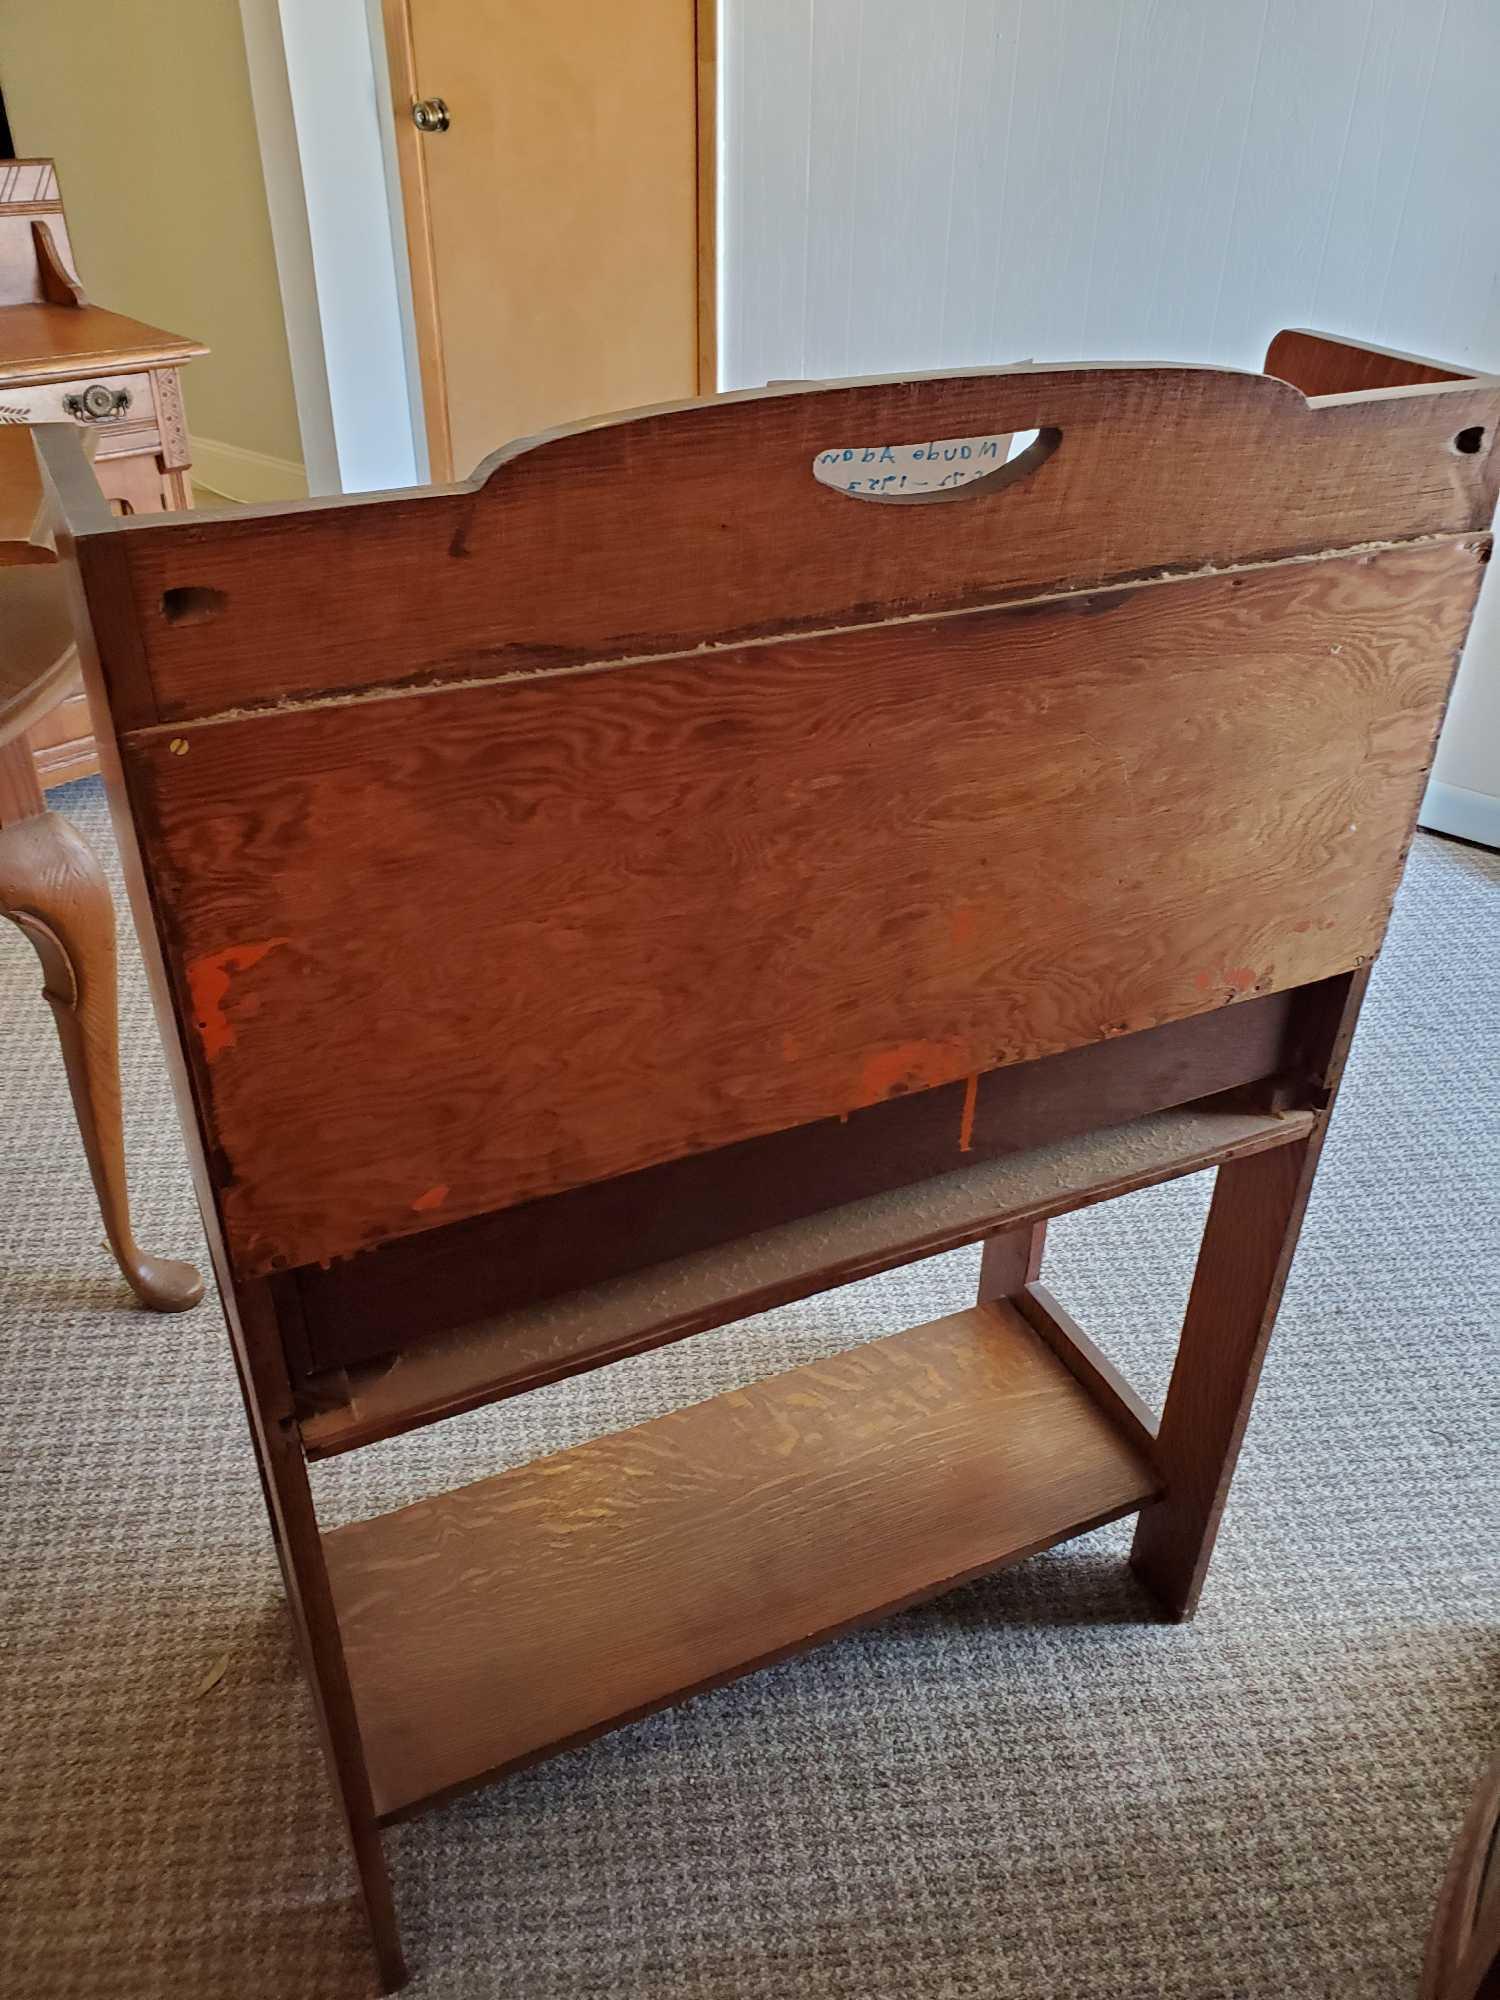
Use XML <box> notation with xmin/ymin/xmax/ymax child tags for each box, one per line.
<box><xmin>322</xmin><ymin>1297</ymin><xmax>1160</xmax><ymax>1823</ymax></box>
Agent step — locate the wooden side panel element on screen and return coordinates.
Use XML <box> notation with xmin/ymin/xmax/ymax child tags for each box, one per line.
<box><xmin>124</xmin><ymin>538</ymin><xmax>1484</xmax><ymax>1276</ymax></box>
<box><xmin>106</xmin><ymin>364</ymin><xmax>1500</xmax><ymax>721</ymax></box>
<box><xmin>1266</xmin><ymin>328</ymin><xmax>1474</xmax><ymax>398</ymax></box>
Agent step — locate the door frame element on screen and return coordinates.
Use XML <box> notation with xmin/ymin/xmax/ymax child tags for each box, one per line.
<box><xmin>378</xmin><ymin>0</ymin><xmax>719</xmax><ymax>484</ymax></box>
<box><xmin>238</xmin><ymin>0</ymin><xmax>424</xmax><ymax>495</ymax></box>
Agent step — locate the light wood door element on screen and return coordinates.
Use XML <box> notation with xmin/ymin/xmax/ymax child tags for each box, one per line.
<box><xmin>384</xmin><ymin>0</ymin><xmax>708</xmax><ymax>483</ymax></box>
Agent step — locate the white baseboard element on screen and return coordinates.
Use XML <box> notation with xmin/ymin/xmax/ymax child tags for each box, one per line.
<box><xmin>188</xmin><ymin>435</ymin><xmax>308</xmax><ymax>505</ymax></box>
<box><xmin>1419</xmin><ymin>778</ymin><xmax>1500</xmax><ymax>851</ymax></box>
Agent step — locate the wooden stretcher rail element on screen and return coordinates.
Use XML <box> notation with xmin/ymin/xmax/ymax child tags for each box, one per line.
<box><xmin>286</xmin><ymin>989</ymin><xmax>1309</xmax><ymax>1374</ymax></box>
<box><xmin>323</xmin><ymin>1295</ymin><xmax>1161</xmax><ymax>1822</ymax></box>
<box><xmin>298</xmin><ymin>1099</ymin><xmax>1316</xmax><ymax>1458</ymax></box>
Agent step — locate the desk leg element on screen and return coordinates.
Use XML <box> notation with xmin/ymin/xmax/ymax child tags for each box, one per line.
<box><xmin>1131</xmin><ymin>969</ymin><xmax>1368</xmax><ymax>1618</ymax></box>
<box><xmin>0</xmin><ymin>784</ymin><xmax>204</xmax><ymax>1313</ymax></box>
<box><xmin>1130</xmin><ymin>1132</ymin><xmax>1323</xmax><ymax>1619</ymax></box>
<box><xmin>976</xmin><ymin>1221</ymin><xmax>1048</xmax><ymax>1304</ymax></box>
<box><xmin>233</xmin><ymin>1282</ymin><xmax>407</xmax><ymax>1991</ymax></box>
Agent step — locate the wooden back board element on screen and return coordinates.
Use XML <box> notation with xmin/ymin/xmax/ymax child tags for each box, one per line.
<box><xmin>38</xmin><ymin>350</ymin><xmax>1500</xmax><ymax>1302</ymax></box>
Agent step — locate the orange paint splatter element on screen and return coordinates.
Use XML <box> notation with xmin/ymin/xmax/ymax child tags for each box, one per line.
<box><xmin>1194</xmin><ymin>970</ymin><xmax>1213</xmax><ymax>991</ymax></box>
<box><xmin>411</xmin><ymin>1184</ymin><xmax>450</xmax><ymax>1213</ymax></box>
<box><xmin>949</xmin><ymin>904</ymin><xmax>978</xmax><ymax>952</ymax></box>
<box><xmin>186</xmin><ymin>938</ymin><xmax>289</xmax><ymax>1062</ymax></box>
<box><xmin>957</xmin><ymin>1073</ymin><xmax>979</xmax><ymax>1153</ymax></box>
<box><xmin>1225</xmin><ymin>966</ymin><xmax>1258</xmax><ymax>994</ymax></box>
<box><xmin>860</xmin><ymin>1038</ymin><xmax>970</xmax><ymax>1106</ymax></box>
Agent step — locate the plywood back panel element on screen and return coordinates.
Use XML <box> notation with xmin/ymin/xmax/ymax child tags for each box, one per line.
<box><xmin>100</xmin><ymin>363</ymin><xmax>1500</xmax><ymax>725</ymax></box>
<box><xmin>121</xmin><ymin>533</ymin><xmax>1483</xmax><ymax>1276</ymax></box>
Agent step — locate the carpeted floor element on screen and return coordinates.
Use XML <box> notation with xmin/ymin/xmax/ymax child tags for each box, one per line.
<box><xmin>1</xmin><ymin>775</ymin><xmax>1496</xmax><ymax>2000</ymax></box>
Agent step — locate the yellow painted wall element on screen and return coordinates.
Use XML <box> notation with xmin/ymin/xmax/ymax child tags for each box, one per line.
<box><xmin>0</xmin><ymin>0</ymin><xmax>303</xmax><ymax>473</ymax></box>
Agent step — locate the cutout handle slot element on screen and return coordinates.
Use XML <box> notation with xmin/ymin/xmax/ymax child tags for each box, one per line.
<box><xmin>812</xmin><ymin>426</ymin><xmax>1061</xmax><ymax>503</ymax></box>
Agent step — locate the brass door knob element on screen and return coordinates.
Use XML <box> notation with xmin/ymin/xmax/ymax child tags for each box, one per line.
<box><xmin>411</xmin><ymin>98</ymin><xmax>450</xmax><ymax>134</ymax></box>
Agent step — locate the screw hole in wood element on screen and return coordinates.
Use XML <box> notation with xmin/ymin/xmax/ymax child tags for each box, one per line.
<box><xmin>1453</xmin><ymin>425</ymin><xmax>1486</xmax><ymax>455</ymax></box>
<box><xmin>813</xmin><ymin>426</ymin><xmax>1062</xmax><ymax>504</ymax></box>
<box><xmin>161</xmin><ymin>586</ymin><xmax>228</xmax><ymax>625</ymax></box>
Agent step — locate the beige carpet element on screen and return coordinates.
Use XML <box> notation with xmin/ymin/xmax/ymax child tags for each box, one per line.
<box><xmin>2</xmin><ymin>775</ymin><xmax>1496</xmax><ymax>2000</ymax></box>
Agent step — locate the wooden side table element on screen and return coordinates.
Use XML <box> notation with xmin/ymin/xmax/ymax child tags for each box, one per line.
<box><xmin>1</xmin><ymin>425</ymin><xmax>203</xmax><ymax>1312</ymax></box>
<box><xmin>0</xmin><ymin>160</ymin><xmax>208</xmax><ymax>788</ymax></box>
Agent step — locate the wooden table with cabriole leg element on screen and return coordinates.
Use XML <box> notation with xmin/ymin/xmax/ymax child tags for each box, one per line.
<box><xmin>1</xmin><ymin>427</ymin><xmax>202</xmax><ymax>1311</ymax></box>
<box><xmin>1</xmin><ymin>159</ymin><xmax>208</xmax><ymax>789</ymax></box>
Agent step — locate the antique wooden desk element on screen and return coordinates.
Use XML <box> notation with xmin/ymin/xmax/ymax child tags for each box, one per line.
<box><xmin>35</xmin><ymin>328</ymin><xmax>1500</xmax><ymax>1987</ymax></box>
<box><xmin>1</xmin><ymin>160</ymin><xmax>207</xmax><ymax>787</ymax></box>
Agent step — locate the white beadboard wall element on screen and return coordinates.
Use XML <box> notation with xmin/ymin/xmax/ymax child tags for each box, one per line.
<box><xmin>720</xmin><ymin>0</ymin><xmax>1500</xmax><ymax>840</ymax></box>
<box><xmin>721</xmin><ymin>0</ymin><xmax>1500</xmax><ymax>386</ymax></box>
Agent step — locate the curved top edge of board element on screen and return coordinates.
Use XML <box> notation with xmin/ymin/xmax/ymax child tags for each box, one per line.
<box><xmin>464</xmin><ymin>359</ymin><xmax>1302</xmax><ymax>490</ymax></box>
<box><xmin>39</xmin><ymin>349</ymin><xmax>1500</xmax><ymax>544</ymax></box>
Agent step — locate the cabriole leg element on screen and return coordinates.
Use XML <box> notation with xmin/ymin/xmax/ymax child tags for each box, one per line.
<box><xmin>0</xmin><ymin>798</ymin><xmax>203</xmax><ymax>1313</ymax></box>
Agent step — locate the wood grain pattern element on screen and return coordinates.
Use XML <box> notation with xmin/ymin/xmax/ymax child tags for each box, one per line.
<box><xmin>127</xmin><ymin>538</ymin><xmax>1482</xmax><ymax>1275</ymax></box>
<box><xmin>1130</xmin><ymin>1138</ymin><xmax>1319</xmax><ymax>1618</ymax></box>
<box><xmin>0</xmin><ymin>428</ymin><xmax>200</xmax><ymax>1309</ymax></box>
<box><xmin>975</xmin><ymin>1222</ymin><xmax>1047</xmax><ymax>1305</ymax></box>
<box><xmin>32</xmin><ymin>345</ymin><xmax>1494</xmax><ymax>1988</ymax></box>
<box><xmin>292</xmin><ymin>990</ymin><xmax>1301</xmax><ymax>1374</ymax></box>
<box><xmin>1129</xmin><ymin>967</ymin><xmax>1371</xmax><ymax>1617</ymax></box>
<box><xmin>0</xmin><ymin>568</ymin><xmax>76</xmax><ymax>740</ymax></box>
<box><xmin>229</xmin><ymin>1281</ymin><xmax>405</xmax><ymax>1990</ymax></box>
<box><xmin>323</xmin><ymin>1298</ymin><xmax>1160</xmax><ymax>1819</ymax></box>
<box><xmin>97</xmin><ymin>363</ymin><xmax>1500</xmax><ymax>724</ymax></box>
<box><xmin>27</xmin><ymin>686</ymin><xmax>95</xmax><ymax>788</ymax></box>
<box><xmin>297</xmin><ymin>1103</ymin><xmax>1315</xmax><ymax>1458</ymax></box>
<box><xmin>0</xmin><ymin>302</ymin><xmax>205</xmax><ymax>379</ymax></box>
<box><xmin>0</xmin><ymin>808</ymin><xmax>203</xmax><ymax>1310</ymax></box>
<box><xmin>1013</xmin><ymin>1282</ymin><xmax>1158</xmax><ymax>1460</ymax></box>
<box><xmin>30</xmin><ymin>219</ymin><xmax>87</xmax><ymax>309</ymax></box>
<box><xmin>0</xmin><ymin>738</ymin><xmax>44</xmax><ymax>827</ymax></box>
<box><xmin>1266</xmin><ymin>328</ymin><xmax>1472</xmax><ymax>399</ymax></box>
<box><xmin>394</xmin><ymin>0</ymin><xmax>699</xmax><ymax>483</ymax></box>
